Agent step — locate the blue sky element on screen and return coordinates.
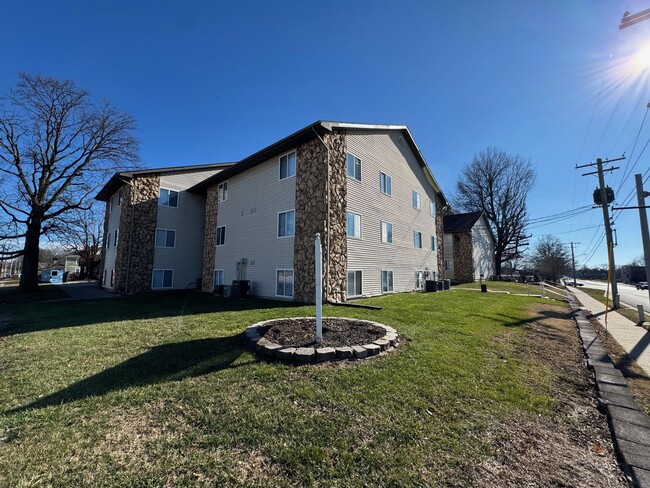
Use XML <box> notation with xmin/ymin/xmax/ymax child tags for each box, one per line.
<box><xmin>2</xmin><ymin>1</ymin><xmax>650</xmax><ymax>268</ymax></box>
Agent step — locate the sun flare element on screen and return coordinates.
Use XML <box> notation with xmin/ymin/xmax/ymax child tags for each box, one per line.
<box><xmin>634</xmin><ymin>43</ymin><xmax>650</xmax><ymax>70</ymax></box>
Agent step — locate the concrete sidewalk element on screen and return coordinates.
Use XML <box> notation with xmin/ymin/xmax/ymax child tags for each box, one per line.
<box><xmin>572</xmin><ymin>287</ymin><xmax>650</xmax><ymax>376</ymax></box>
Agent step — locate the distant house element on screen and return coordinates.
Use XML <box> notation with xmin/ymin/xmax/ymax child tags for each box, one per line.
<box><xmin>442</xmin><ymin>211</ymin><xmax>495</xmax><ymax>283</ymax></box>
<box><xmin>64</xmin><ymin>255</ymin><xmax>81</xmax><ymax>276</ymax></box>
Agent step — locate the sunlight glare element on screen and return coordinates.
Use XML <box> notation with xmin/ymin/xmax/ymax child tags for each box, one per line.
<box><xmin>634</xmin><ymin>43</ymin><xmax>650</xmax><ymax>70</ymax></box>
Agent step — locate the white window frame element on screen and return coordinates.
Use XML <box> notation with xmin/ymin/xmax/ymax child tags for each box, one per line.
<box><xmin>155</xmin><ymin>228</ymin><xmax>177</xmax><ymax>248</ymax></box>
<box><xmin>152</xmin><ymin>269</ymin><xmax>174</xmax><ymax>289</ymax></box>
<box><xmin>414</xmin><ymin>230</ymin><xmax>422</xmax><ymax>249</ymax></box>
<box><xmin>412</xmin><ymin>190</ymin><xmax>421</xmax><ymax>210</ymax></box>
<box><xmin>159</xmin><ymin>188</ymin><xmax>179</xmax><ymax>208</ymax></box>
<box><xmin>347</xmin><ymin>211</ymin><xmax>362</xmax><ymax>239</ymax></box>
<box><xmin>279</xmin><ymin>151</ymin><xmax>297</xmax><ymax>181</ymax></box>
<box><xmin>214</xmin><ymin>269</ymin><xmax>224</xmax><ymax>286</ymax></box>
<box><xmin>381</xmin><ymin>221</ymin><xmax>393</xmax><ymax>244</ymax></box>
<box><xmin>430</xmin><ymin>199</ymin><xmax>436</xmax><ymax>217</ymax></box>
<box><xmin>445</xmin><ymin>259</ymin><xmax>453</xmax><ymax>271</ymax></box>
<box><xmin>277</xmin><ymin>209</ymin><xmax>295</xmax><ymax>238</ymax></box>
<box><xmin>118</xmin><ymin>188</ymin><xmax>124</xmax><ymax>206</ymax></box>
<box><xmin>347</xmin><ymin>153</ymin><xmax>361</xmax><ymax>182</ymax></box>
<box><xmin>380</xmin><ymin>172</ymin><xmax>392</xmax><ymax>196</ymax></box>
<box><xmin>431</xmin><ymin>235</ymin><xmax>437</xmax><ymax>252</ymax></box>
<box><xmin>114</xmin><ymin>229</ymin><xmax>119</xmax><ymax>247</ymax></box>
<box><xmin>107</xmin><ymin>232</ymin><xmax>111</xmax><ymax>250</ymax></box>
<box><xmin>276</xmin><ymin>269</ymin><xmax>294</xmax><ymax>298</ymax></box>
<box><xmin>108</xmin><ymin>198</ymin><xmax>113</xmax><ymax>213</ymax></box>
<box><xmin>110</xmin><ymin>269</ymin><xmax>114</xmax><ymax>287</ymax></box>
<box><xmin>216</xmin><ymin>225</ymin><xmax>226</xmax><ymax>246</ymax></box>
<box><xmin>381</xmin><ymin>270</ymin><xmax>394</xmax><ymax>293</ymax></box>
<box><xmin>218</xmin><ymin>181</ymin><xmax>228</xmax><ymax>202</ymax></box>
<box><xmin>347</xmin><ymin>270</ymin><xmax>363</xmax><ymax>297</ymax></box>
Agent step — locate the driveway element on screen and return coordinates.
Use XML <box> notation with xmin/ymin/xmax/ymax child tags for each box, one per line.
<box><xmin>59</xmin><ymin>281</ymin><xmax>117</xmax><ymax>300</ymax></box>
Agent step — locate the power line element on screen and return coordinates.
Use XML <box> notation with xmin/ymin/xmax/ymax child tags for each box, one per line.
<box><xmin>615</xmin><ymin>104</ymin><xmax>649</xmax><ymax>193</ymax></box>
<box><xmin>528</xmin><ymin>205</ymin><xmax>593</xmax><ymax>224</ymax></box>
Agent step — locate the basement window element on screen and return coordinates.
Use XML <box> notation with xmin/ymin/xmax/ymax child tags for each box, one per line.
<box><xmin>152</xmin><ymin>269</ymin><xmax>174</xmax><ymax>289</ymax></box>
<box><xmin>347</xmin><ymin>270</ymin><xmax>362</xmax><ymax>297</ymax></box>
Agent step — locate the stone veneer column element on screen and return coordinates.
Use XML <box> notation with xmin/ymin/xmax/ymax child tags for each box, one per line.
<box><xmin>113</xmin><ymin>175</ymin><xmax>160</xmax><ymax>293</ymax></box>
<box><xmin>293</xmin><ymin>131</ymin><xmax>347</xmax><ymax>303</ymax></box>
<box><xmin>435</xmin><ymin>195</ymin><xmax>445</xmax><ymax>280</ymax></box>
<box><xmin>201</xmin><ymin>186</ymin><xmax>219</xmax><ymax>292</ymax></box>
<box><xmin>452</xmin><ymin>232</ymin><xmax>474</xmax><ymax>283</ymax></box>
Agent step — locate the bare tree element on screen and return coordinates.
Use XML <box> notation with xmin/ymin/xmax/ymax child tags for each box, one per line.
<box><xmin>527</xmin><ymin>235</ymin><xmax>570</xmax><ymax>281</ymax></box>
<box><xmin>454</xmin><ymin>147</ymin><xmax>536</xmax><ymax>276</ymax></box>
<box><xmin>56</xmin><ymin>205</ymin><xmax>104</xmax><ymax>279</ymax></box>
<box><xmin>0</xmin><ymin>74</ymin><xmax>138</xmax><ymax>291</ymax></box>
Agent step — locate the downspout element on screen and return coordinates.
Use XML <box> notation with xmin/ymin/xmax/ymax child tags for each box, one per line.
<box><xmin>312</xmin><ymin>127</ymin><xmax>331</xmax><ymax>301</ymax></box>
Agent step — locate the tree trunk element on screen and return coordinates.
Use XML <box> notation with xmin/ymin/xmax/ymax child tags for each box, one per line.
<box><xmin>495</xmin><ymin>250</ymin><xmax>503</xmax><ymax>277</ymax></box>
<box><xmin>18</xmin><ymin>217</ymin><xmax>42</xmax><ymax>292</ymax></box>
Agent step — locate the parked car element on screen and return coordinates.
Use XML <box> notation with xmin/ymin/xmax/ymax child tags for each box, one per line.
<box><xmin>636</xmin><ymin>281</ymin><xmax>648</xmax><ymax>290</ymax></box>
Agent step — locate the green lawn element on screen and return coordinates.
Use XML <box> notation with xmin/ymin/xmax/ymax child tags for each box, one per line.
<box><xmin>454</xmin><ymin>280</ymin><xmax>551</xmax><ymax>296</ymax></box>
<box><xmin>0</xmin><ymin>290</ymin><xmax>605</xmax><ymax>485</ymax></box>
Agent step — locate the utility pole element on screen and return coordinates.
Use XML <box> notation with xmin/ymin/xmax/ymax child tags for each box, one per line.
<box><xmin>635</xmin><ymin>174</ymin><xmax>650</xmax><ymax>304</ymax></box>
<box><xmin>576</xmin><ymin>156</ymin><xmax>623</xmax><ymax>309</ymax></box>
<box><xmin>571</xmin><ymin>242</ymin><xmax>577</xmax><ymax>287</ymax></box>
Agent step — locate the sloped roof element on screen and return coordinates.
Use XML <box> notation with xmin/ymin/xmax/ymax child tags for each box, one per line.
<box><xmin>95</xmin><ymin>162</ymin><xmax>235</xmax><ymax>201</ymax></box>
<box><xmin>443</xmin><ymin>211</ymin><xmax>484</xmax><ymax>233</ymax></box>
<box><xmin>188</xmin><ymin>121</ymin><xmax>449</xmax><ymax>206</ymax></box>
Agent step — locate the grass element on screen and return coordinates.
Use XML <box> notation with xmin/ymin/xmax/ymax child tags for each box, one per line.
<box><xmin>454</xmin><ymin>280</ymin><xmax>550</xmax><ymax>295</ymax></box>
<box><xmin>0</xmin><ymin>290</ymin><xmax>604</xmax><ymax>485</ymax></box>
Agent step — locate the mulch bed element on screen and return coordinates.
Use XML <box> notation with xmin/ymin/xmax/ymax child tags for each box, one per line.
<box><xmin>260</xmin><ymin>317</ymin><xmax>385</xmax><ymax>348</ymax></box>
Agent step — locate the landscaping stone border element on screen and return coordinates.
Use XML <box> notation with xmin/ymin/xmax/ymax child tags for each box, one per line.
<box><xmin>568</xmin><ymin>292</ymin><xmax>650</xmax><ymax>488</ymax></box>
<box><xmin>244</xmin><ymin>317</ymin><xmax>399</xmax><ymax>364</ymax></box>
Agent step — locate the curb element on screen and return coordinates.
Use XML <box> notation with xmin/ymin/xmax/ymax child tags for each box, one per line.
<box><xmin>568</xmin><ymin>293</ymin><xmax>650</xmax><ymax>487</ymax></box>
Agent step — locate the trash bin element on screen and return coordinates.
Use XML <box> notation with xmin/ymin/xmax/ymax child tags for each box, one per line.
<box><xmin>425</xmin><ymin>280</ymin><xmax>437</xmax><ymax>292</ymax></box>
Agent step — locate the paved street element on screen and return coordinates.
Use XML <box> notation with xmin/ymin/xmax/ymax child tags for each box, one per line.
<box><xmin>574</xmin><ymin>279</ymin><xmax>650</xmax><ymax>313</ymax></box>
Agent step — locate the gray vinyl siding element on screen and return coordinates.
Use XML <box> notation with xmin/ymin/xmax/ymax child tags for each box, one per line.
<box><xmin>213</xmin><ymin>153</ymin><xmax>296</xmax><ymax>299</ymax></box>
<box><xmin>102</xmin><ymin>189</ymin><xmax>123</xmax><ymax>289</ymax></box>
<box><xmin>472</xmin><ymin>218</ymin><xmax>495</xmax><ymax>280</ymax></box>
<box><xmin>345</xmin><ymin>130</ymin><xmax>439</xmax><ymax>296</ymax></box>
<box><xmin>153</xmin><ymin>169</ymin><xmax>221</xmax><ymax>289</ymax></box>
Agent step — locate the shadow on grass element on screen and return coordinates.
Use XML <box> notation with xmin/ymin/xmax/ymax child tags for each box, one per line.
<box><xmin>3</xmin><ymin>291</ymin><xmax>305</xmax><ymax>337</ymax></box>
<box><xmin>9</xmin><ymin>333</ymin><xmax>252</xmax><ymax>413</ymax></box>
<box><xmin>469</xmin><ymin>309</ymin><xmax>571</xmax><ymax>329</ymax></box>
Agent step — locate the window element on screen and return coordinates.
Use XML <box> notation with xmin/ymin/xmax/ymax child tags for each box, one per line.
<box><xmin>347</xmin><ymin>270</ymin><xmax>362</xmax><ymax>297</ymax></box>
<box><xmin>415</xmin><ymin>271</ymin><xmax>424</xmax><ymax>289</ymax></box>
<box><xmin>445</xmin><ymin>259</ymin><xmax>453</xmax><ymax>271</ymax></box>
<box><xmin>218</xmin><ymin>182</ymin><xmax>228</xmax><ymax>202</ymax></box>
<box><xmin>414</xmin><ymin>230</ymin><xmax>422</xmax><ymax>249</ymax></box>
<box><xmin>347</xmin><ymin>211</ymin><xmax>361</xmax><ymax>239</ymax></box>
<box><xmin>114</xmin><ymin>229</ymin><xmax>119</xmax><ymax>247</ymax></box>
<box><xmin>159</xmin><ymin>188</ymin><xmax>179</xmax><ymax>207</ymax></box>
<box><xmin>214</xmin><ymin>269</ymin><xmax>224</xmax><ymax>286</ymax></box>
<box><xmin>431</xmin><ymin>235</ymin><xmax>436</xmax><ymax>252</ymax></box>
<box><xmin>118</xmin><ymin>189</ymin><xmax>124</xmax><ymax>206</ymax></box>
<box><xmin>430</xmin><ymin>199</ymin><xmax>436</xmax><ymax>217</ymax></box>
<box><xmin>152</xmin><ymin>269</ymin><xmax>173</xmax><ymax>289</ymax></box>
<box><xmin>107</xmin><ymin>233</ymin><xmax>110</xmax><ymax>250</ymax></box>
<box><xmin>279</xmin><ymin>151</ymin><xmax>296</xmax><ymax>180</ymax></box>
<box><xmin>444</xmin><ymin>234</ymin><xmax>453</xmax><ymax>248</ymax></box>
<box><xmin>381</xmin><ymin>221</ymin><xmax>393</xmax><ymax>244</ymax></box>
<box><xmin>381</xmin><ymin>270</ymin><xmax>394</xmax><ymax>293</ymax></box>
<box><xmin>412</xmin><ymin>190</ymin><xmax>421</xmax><ymax>209</ymax></box>
<box><xmin>380</xmin><ymin>172</ymin><xmax>392</xmax><ymax>195</ymax></box>
<box><xmin>216</xmin><ymin>226</ymin><xmax>226</xmax><ymax>246</ymax></box>
<box><xmin>108</xmin><ymin>198</ymin><xmax>113</xmax><ymax>213</ymax></box>
<box><xmin>278</xmin><ymin>210</ymin><xmax>295</xmax><ymax>237</ymax></box>
<box><xmin>110</xmin><ymin>270</ymin><xmax>114</xmax><ymax>287</ymax></box>
<box><xmin>155</xmin><ymin>228</ymin><xmax>176</xmax><ymax>248</ymax></box>
<box><xmin>347</xmin><ymin>153</ymin><xmax>361</xmax><ymax>181</ymax></box>
<box><xmin>103</xmin><ymin>270</ymin><xmax>107</xmax><ymax>286</ymax></box>
<box><xmin>276</xmin><ymin>269</ymin><xmax>294</xmax><ymax>297</ymax></box>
